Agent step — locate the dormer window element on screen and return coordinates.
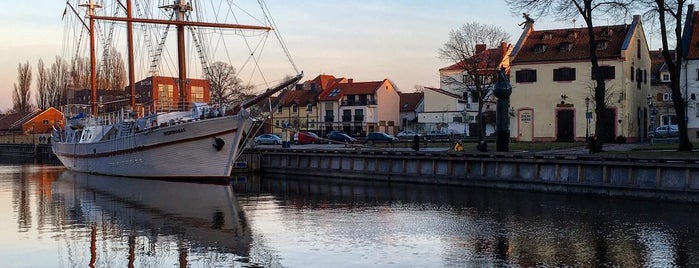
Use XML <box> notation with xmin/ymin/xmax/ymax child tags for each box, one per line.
<box><xmin>558</xmin><ymin>42</ymin><xmax>572</xmax><ymax>52</ymax></box>
<box><xmin>566</xmin><ymin>31</ymin><xmax>579</xmax><ymax>39</ymax></box>
<box><xmin>600</xmin><ymin>28</ymin><xmax>613</xmax><ymax>37</ymax></box>
<box><xmin>596</xmin><ymin>40</ymin><xmax>609</xmax><ymax>51</ymax></box>
<box><xmin>542</xmin><ymin>32</ymin><xmax>554</xmax><ymax>40</ymax></box>
<box><xmin>534</xmin><ymin>44</ymin><xmax>547</xmax><ymax>53</ymax></box>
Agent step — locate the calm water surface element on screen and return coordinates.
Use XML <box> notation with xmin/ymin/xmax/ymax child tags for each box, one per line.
<box><xmin>1</xmin><ymin>164</ymin><xmax>699</xmax><ymax>267</ymax></box>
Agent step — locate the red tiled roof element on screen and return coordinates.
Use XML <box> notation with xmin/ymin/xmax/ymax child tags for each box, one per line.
<box><xmin>512</xmin><ymin>25</ymin><xmax>630</xmax><ymax>64</ymax></box>
<box><xmin>400</xmin><ymin>92</ymin><xmax>423</xmax><ymax>112</ymax></box>
<box><xmin>319</xmin><ymin>80</ymin><xmax>385</xmax><ymax>101</ymax></box>
<box><xmin>0</xmin><ymin>111</ymin><xmax>40</xmax><ymax>131</ymax></box>
<box><xmin>279</xmin><ymin>89</ymin><xmax>319</xmax><ymax>106</ymax></box>
<box><xmin>688</xmin><ymin>11</ymin><xmax>699</xmax><ymax>59</ymax></box>
<box><xmin>440</xmin><ymin>43</ymin><xmax>510</xmax><ymax>74</ymax></box>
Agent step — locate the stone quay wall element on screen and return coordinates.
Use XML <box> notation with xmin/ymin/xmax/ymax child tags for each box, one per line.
<box><xmin>244</xmin><ymin>148</ymin><xmax>699</xmax><ymax>202</ymax></box>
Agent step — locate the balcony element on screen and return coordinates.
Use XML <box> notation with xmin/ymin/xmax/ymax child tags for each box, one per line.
<box><xmin>324</xmin><ymin>115</ymin><xmax>334</xmax><ymax>122</ymax></box>
<box><xmin>353</xmin><ymin>115</ymin><xmax>364</xmax><ymax>122</ymax></box>
<box><xmin>342</xmin><ymin>115</ymin><xmax>352</xmax><ymax>122</ymax></box>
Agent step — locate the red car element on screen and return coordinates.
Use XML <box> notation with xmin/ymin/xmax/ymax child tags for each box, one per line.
<box><xmin>294</xmin><ymin>131</ymin><xmax>320</xmax><ymax>144</ymax></box>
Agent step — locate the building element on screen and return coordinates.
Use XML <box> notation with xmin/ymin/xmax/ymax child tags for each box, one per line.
<box><xmin>134</xmin><ymin>76</ymin><xmax>211</xmax><ymax>114</ymax></box>
<box><xmin>681</xmin><ymin>6</ymin><xmax>699</xmax><ymax>142</ymax></box>
<box><xmin>509</xmin><ymin>15</ymin><xmax>651</xmax><ymax>143</ymax></box>
<box><xmin>399</xmin><ymin>92</ymin><xmax>424</xmax><ymax>132</ymax></box>
<box><xmin>271</xmin><ymin>74</ymin><xmax>345</xmax><ymax>136</ymax></box>
<box><xmin>0</xmin><ymin>108</ymin><xmax>64</xmax><ymax>144</ymax></box>
<box><xmin>418</xmin><ymin>87</ymin><xmax>470</xmax><ymax>135</ymax></box>
<box><xmin>649</xmin><ymin>48</ymin><xmax>677</xmax><ymax>136</ymax></box>
<box><xmin>437</xmin><ymin>42</ymin><xmax>511</xmax><ymax>137</ymax></box>
<box><xmin>318</xmin><ymin>78</ymin><xmax>401</xmax><ymax>136</ymax></box>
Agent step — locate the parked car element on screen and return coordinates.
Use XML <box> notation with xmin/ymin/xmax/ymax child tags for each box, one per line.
<box><xmin>425</xmin><ymin>130</ymin><xmax>452</xmax><ymax>141</ymax></box>
<box><xmin>254</xmin><ymin>134</ymin><xmax>281</xmax><ymax>145</ymax></box>
<box><xmin>294</xmin><ymin>131</ymin><xmax>320</xmax><ymax>144</ymax></box>
<box><xmin>654</xmin><ymin>125</ymin><xmax>679</xmax><ymax>137</ymax></box>
<box><xmin>327</xmin><ymin>132</ymin><xmax>356</xmax><ymax>144</ymax></box>
<box><xmin>365</xmin><ymin>132</ymin><xmax>398</xmax><ymax>144</ymax></box>
<box><xmin>325</xmin><ymin>130</ymin><xmax>346</xmax><ymax>138</ymax></box>
<box><xmin>396</xmin><ymin>130</ymin><xmax>422</xmax><ymax>138</ymax></box>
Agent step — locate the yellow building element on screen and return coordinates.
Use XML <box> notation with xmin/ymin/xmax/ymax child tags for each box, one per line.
<box><xmin>510</xmin><ymin>15</ymin><xmax>651</xmax><ymax>143</ymax></box>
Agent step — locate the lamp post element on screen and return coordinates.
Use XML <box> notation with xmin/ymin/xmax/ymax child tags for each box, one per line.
<box><xmin>585</xmin><ymin>97</ymin><xmax>590</xmax><ymax>143</ymax></box>
<box><xmin>647</xmin><ymin>94</ymin><xmax>655</xmax><ymax>145</ymax></box>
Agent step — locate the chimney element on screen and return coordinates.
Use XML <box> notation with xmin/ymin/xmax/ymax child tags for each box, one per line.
<box><xmin>476</xmin><ymin>44</ymin><xmax>487</xmax><ymax>54</ymax></box>
<box><xmin>348</xmin><ymin>78</ymin><xmax>353</xmax><ymax>84</ymax></box>
<box><xmin>500</xmin><ymin>42</ymin><xmax>508</xmax><ymax>57</ymax></box>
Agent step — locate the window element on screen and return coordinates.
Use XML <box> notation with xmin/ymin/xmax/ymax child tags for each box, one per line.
<box><xmin>157</xmin><ymin>84</ymin><xmax>174</xmax><ymax>110</ymax></box>
<box><xmin>663</xmin><ymin>93</ymin><xmax>672</xmax><ymax>102</ymax></box>
<box><xmin>542</xmin><ymin>32</ymin><xmax>554</xmax><ymax>40</ymax></box>
<box><xmin>662</xmin><ymin>73</ymin><xmax>670</xmax><ymax>82</ymax></box>
<box><xmin>696</xmin><ymin>69</ymin><xmax>699</xmax><ymax>81</ymax></box>
<box><xmin>591</xmin><ymin>66</ymin><xmax>615</xmax><ymax>80</ymax></box>
<box><xmin>533</xmin><ymin>44</ymin><xmax>546</xmax><ymax>53</ymax></box>
<box><xmin>42</xmin><ymin>119</ymin><xmax>49</xmax><ymax>125</ymax></box>
<box><xmin>596</xmin><ymin>40</ymin><xmax>609</xmax><ymax>51</ymax></box>
<box><xmin>327</xmin><ymin>88</ymin><xmax>341</xmax><ymax>97</ymax></box>
<box><xmin>558</xmin><ymin>42</ymin><xmax>572</xmax><ymax>52</ymax></box>
<box><xmin>553</xmin><ymin>67</ymin><xmax>576</xmax><ymax>81</ymax></box>
<box><xmin>631</xmin><ymin>67</ymin><xmax>635</xmax><ymax>81</ymax></box>
<box><xmin>691</xmin><ymin>93</ymin><xmax>696</xmax><ymax>100</ymax></box>
<box><xmin>644</xmin><ymin>70</ymin><xmax>648</xmax><ymax>84</ymax></box>
<box><xmin>191</xmin><ymin>86</ymin><xmax>204</xmax><ymax>103</ymax></box>
<box><xmin>277</xmin><ymin>105</ymin><xmax>282</xmax><ymax>113</ymax></box>
<box><xmin>306</xmin><ymin>104</ymin><xmax>313</xmax><ymax>112</ymax></box>
<box><xmin>636</xmin><ymin>69</ymin><xmax>642</xmax><ymax>89</ymax></box>
<box><xmin>292</xmin><ymin>104</ymin><xmax>298</xmax><ymax>113</ymax></box>
<box><xmin>637</xmin><ymin>40</ymin><xmax>641</xmax><ymax>59</ymax></box>
<box><xmin>515</xmin><ymin>69</ymin><xmax>537</xmax><ymax>83</ymax></box>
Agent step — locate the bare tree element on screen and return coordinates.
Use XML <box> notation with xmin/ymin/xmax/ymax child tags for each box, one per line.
<box><xmin>70</xmin><ymin>56</ymin><xmax>90</xmax><ymax>90</ymax></box>
<box><xmin>98</xmin><ymin>47</ymin><xmax>126</xmax><ymax>91</ymax></box>
<box><xmin>506</xmin><ymin>0</ymin><xmax>632</xmax><ymax>151</ymax></box>
<box><xmin>438</xmin><ymin>22</ymin><xmax>511</xmax><ymax>142</ymax></box>
<box><xmin>13</xmin><ymin>62</ymin><xmax>33</xmax><ymax>113</ymax></box>
<box><xmin>49</xmin><ymin>56</ymin><xmax>70</xmax><ymax>108</ymax></box>
<box><xmin>207</xmin><ymin>61</ymin><xmax>254</xmax><ymax>107</ymax></box>
<box><xmin>639</xmin><ymin>0</ymin><xmax>692</xmax><ymax>151</ymax></box>
<box><xmin>36</xmin><ymin>59</ymin><xmax>50</xmax><ymax>110</ymax></box>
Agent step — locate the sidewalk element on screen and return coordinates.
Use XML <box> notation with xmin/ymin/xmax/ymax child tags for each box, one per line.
<box><xmin>535</xmin><ymin>143</ymin><xmax>644</xmax><ymax>155</ymax></box>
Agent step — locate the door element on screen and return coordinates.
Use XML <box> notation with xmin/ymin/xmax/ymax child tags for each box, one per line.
<box><xmin>518</xmin><ymin>109</ymin><xmax>533</xmax><ymax>142</ymax></box>
<box><xmin>556</xmin><ymin>109</ymin><xmax>574</xmax><ymax>142</ymax></box>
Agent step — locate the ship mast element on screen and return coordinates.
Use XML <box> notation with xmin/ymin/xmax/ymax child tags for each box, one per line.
<box><xmin>79</xmin><ymin>0</ymin><xmax>102</xmax><ymax>116</ymax></box>
<box><xmin>90</xmin><ymin>2</ymin><xmax>274</xmax><ymax>113</ymax></box>
<box><xmin>126</xmin><ymin>0</ymin><xmax>136</xmax><ymax>109</ymax></box>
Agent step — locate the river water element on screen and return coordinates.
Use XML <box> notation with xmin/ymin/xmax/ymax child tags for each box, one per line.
<box><xmin>1</xmin><ymin>163</ymin><xmax>699</xmax><ymax>267</ymax></box>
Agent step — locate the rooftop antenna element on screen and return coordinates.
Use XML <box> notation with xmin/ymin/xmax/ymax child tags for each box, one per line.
<box><xmin>572</xmin><ymin>18</ymin><xmax>576</xmax><ymax>28</ymax></box>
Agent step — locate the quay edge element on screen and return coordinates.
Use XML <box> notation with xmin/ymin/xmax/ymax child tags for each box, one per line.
<box><xmin>244</xmin><ymin>147</ymin><xmax>699</xmax><ymax>203</ymax></box>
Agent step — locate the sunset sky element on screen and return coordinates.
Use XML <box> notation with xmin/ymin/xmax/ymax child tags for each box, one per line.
<box><xmin>0</xmin><ymin>1</ymin><xmax>640</xmax><ymax>112</ymax></box>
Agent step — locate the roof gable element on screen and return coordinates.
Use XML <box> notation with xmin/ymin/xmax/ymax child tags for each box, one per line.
<box><xmin>319</xmin><ymin>80</ymin><xmax>385</xmax><ymax>101</ymax></box>
<box><xmin>400</xmin><ymin>92</ymin><xmax>424</xmax><ymax>112</ymax></box>
<box><xmin>512</xmin><ymin>24</ymin><xmax>632</xmax><ymax>64</ymax></box>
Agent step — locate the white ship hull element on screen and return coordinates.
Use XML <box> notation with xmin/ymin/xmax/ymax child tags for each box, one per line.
<box><xmin>52</xmin><ymin>115</ymin><xmax>251</xmax><ymax>178</ymax></box>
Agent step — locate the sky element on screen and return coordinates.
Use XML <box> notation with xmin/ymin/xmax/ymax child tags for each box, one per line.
<box><xmin>0</xmin><ymin>0</ymin><xmax>638</xmax><ymax>112</ymax></box>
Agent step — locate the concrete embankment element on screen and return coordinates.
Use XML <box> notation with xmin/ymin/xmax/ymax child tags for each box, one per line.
<box><xmin>242</xmin><ymin>146</ymin><xmax>699</xmax><ymax>202</ymax></box>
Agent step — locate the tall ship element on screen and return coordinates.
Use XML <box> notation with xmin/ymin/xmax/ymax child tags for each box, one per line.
<box><xmin>52</xmin><ymin>0</ymin><xmax>301</xmax><ymax>178</ymax></box>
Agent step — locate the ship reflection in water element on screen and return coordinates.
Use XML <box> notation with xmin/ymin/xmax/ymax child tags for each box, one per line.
<box><xmin>3</xmin><ymin>165</ymin><xmax>699</xmax><ymax>267</ymax></box>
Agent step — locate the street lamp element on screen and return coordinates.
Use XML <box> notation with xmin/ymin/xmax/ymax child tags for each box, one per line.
<box><xmin>585</xmin><ymin>97</ymin><xmax>590</xmax><ymax>143</ymax></box>
<box><xmin>647</xmin><ymin>94</ymin><xmax>655</xmax><ymax>145</ymax></box>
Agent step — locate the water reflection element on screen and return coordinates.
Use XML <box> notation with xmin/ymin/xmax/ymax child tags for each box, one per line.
<box><xmin>4</xmin><ymin>165</ymin><xmax>699</xmax><ymax>267</ymax></box>
<box><xmin>2</xmin><ymin>166</ymin><xmax>255</xmax><ymax>267</ymax></box>
<box><xmin>234</xmin><ymin>176</ymin><xmax>699</xmax><ymax>267</ymax></box>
